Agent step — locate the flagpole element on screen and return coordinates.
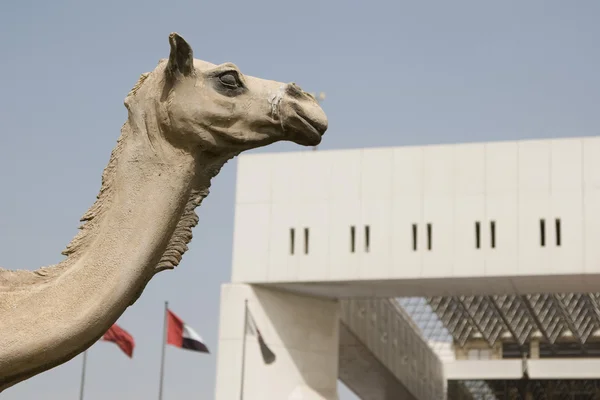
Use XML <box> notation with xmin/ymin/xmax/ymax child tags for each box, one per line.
<box><xmin>239</xmin><ymin>299</ymin><xmax>248</xmax><ymax>400</ymax></box>
<box><xmin>79</xmin><ymin>350</ymin><xmax>88</xmax><ymax>400</ymax></box>
<box><xmin>158</xmin><ymin>300</ymin><xmax>168</xmax><ymax>400</ymax></box>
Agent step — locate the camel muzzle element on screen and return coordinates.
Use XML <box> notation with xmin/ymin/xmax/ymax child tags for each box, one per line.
<box><xmin>281</xmin><ymin>84</ymin><xmax>328</xmax><ymax>146</ymax></box>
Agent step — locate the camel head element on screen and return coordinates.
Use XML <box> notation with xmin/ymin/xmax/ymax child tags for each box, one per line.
<box><xmin>0</xmin><ymin>32</ymin><xmax>327</xmax><ymax>393</ymax></box>
<box><xmin>126</xmin><ymin>32</ymin><xmax>328</xmax><ymax>156</ymax></box>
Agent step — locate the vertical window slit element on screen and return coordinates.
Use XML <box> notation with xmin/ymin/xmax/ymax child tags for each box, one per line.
<box><xmin>475</xmin><ymin>221</ymin><xmax>481</xmax><ymax>249</ymax></box>
<box><xmin>365</xmin><ymin>225</ymin><xmax>370</xmax><ymax>252</ymax></box>
<box><xmin>304</xmin><ymin>228</ymin><xmax>309</xmax><ymax>254</ymax></box>
<box><xmin>290</xmin><ymin>228</ymin><xmax>295</xmax><ymax>254</ymax></box>
<box><xmin>350</xmin><ymin>226</ymin><xmax>356</xmax><ymax>253</ymax></box>
<box><xmin>490</xmin><ymin>221</ymin><xmax>496</xmax><ymax>249</ymax></box>
<box><xmin>427</xmin><ymin>223</ymin><xmax>432</xmax><ymax>250</ymax></box>
<box><xmin>412</xmin><ymin>224</ymin><xmax>418</xmax><ymax>251</ymax></box>
<box><xmin>555</xmin><ymin>218</ymin><xmax>561</xmax><ymax>247</ymax></box>
<box><xmin>540</xmin><ymin>219</ymin><xmax>546</xmax><ymax>247</ymax></box>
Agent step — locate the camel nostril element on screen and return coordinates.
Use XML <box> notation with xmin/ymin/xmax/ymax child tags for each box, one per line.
<box><xmin>285</xmin><ymin>83</ymin><xmax>306</xmax><ymax>99</ymax></box>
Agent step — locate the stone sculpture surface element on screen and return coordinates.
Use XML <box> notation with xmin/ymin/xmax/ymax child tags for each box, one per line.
<box><xmin>0</xmin><ymin>33</ymin><xmax>327</xmax><ymax>391</ymax></box>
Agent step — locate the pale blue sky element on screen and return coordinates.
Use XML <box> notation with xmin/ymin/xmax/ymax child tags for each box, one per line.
<box><xmin>1</xmin><ymin>1</ymin><xmax>599</xmax><ymax>399</ymax></box>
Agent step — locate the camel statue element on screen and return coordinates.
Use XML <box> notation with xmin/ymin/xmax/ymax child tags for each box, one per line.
<box><xmin>0</xmin><ymin>32</ymin><xmax>327</xmax><ymax>392</ymax></box>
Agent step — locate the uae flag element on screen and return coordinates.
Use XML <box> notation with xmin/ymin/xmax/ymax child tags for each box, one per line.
<box><xmin>245</xmin><ymin>306</ymin><xmax>276</xmax><ymax>365</ymax></box>
<box><xmin>101</xmin><ymin>323</ymin><xmax>135</xmax><ymax>358</ymax></box>
<box><xmin>166</xmin><ymin>309</ymin><xmax>209</xmax><ymax>353</ymax></box>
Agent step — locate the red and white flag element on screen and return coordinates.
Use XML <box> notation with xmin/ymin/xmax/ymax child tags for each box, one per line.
<box><xmin>101</xmin><ymin>323</ymin><xmax>135</xmax><ymax>358</ymax></box>
<box><xmin>166</xmin><ymin>309</ymin><xmax>209</xmax><ymax>353</ymax></box>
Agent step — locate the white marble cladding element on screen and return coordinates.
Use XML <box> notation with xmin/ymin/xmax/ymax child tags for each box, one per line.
<box><xmin>232</xmin><ymin>137</ymin><xmax>600</xmax><ymax>286</ymax></box>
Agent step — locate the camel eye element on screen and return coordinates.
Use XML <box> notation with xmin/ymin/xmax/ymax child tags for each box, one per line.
<box><xmin>219</xmin><ymin>72</ymin><xmax>240</xmax><ymax>88</ymax></box>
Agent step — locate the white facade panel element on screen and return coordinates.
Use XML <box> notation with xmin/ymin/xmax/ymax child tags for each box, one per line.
<box><xmin>328</xmin><ymin>201</ymin><xmax>361</xmax><ymax>280</ymax></box>
<box><xmin>391</xmin><ymin>147</ymin><xmax>423</xmax><ymax>279</ymax></box>
<box><xmin>422</xmin><ymin>145</ymin><xmax>454</xmax><ymax>195</ymax></box>
<box><xmin>583</xmin><ymin>136</ymin><xmax>600</xmax><ymax>190</ymax></box>
<box><xmin>271</xmin><ymin>152</ymin><xmax>304</xmax><ymax>204</ymax></box>
<box><xmin>327</xmin><ymin>150</ymin><xmax>362</xmax><ymax>280</ymax></box>
<box><xmin>518</xmin><ymin>193</ymin><xmax>550</xmax><ymax>275</ymax></box>
<box><xmin>267</xmin><ymin>203</ymin><xmax>298</xmax><ymax>282</ymax></box>
<box><xmin>392</xmin><ymin>146</ymin><xmax>423</xmax><ymax>196</ymax></box>
<box><xmin>421</xmin><ymin>145</ymin><xmax>454</xmax><ymax>278</ymax></box>
<box><xmin>485</xmin><ymin>141</ymin><xmax>518</xmax><ymax>194</ymax></box>
<box><xmin>583</xmin><ymin>137</ymin><xmax>600</xmax><ymax>275</ymax></box>
<box><xmin>360</xmin><ymin>205</ymin><xmax>391</xmax><ymax>279</ymax></box>
<box><xmin>422</xmin><ymin>196</ymin><xmax>454</xmax><ymax>278</ymax></box>
<box><xmin>362</xmin><ymin>148</ymin><xmax>393</xmax><ymax>201</ymax></box>
<box><xmin>231</xmin><ymin>203</ymin><xmax>270</xmax><ymax>282</ymax></box>
<box><xmin>485</xmin><ymin>193</ymin><xmax>518</xmax><ymax>276</ymax></box>
<box><xmin>454</xmin><ymin>143</ymin><xmax>485</xmax><ymax>195</ymax></box>
<box><xmin>329</xmin><ymin>150</ymin><xmax>362</xmax><ymax>203</ymax></box>
<box><xmin>391</xmin><ymin>195</ymin><xmax>422</xmax><ymax>278</ymax></box>
<box><xmin>299</xmin><ymin>151</ymin><xmax>333</xmax><ymax>203</ymax></box>
<box><xmin>453</xmin><ymin>144</ymin><xmax>486</xmax><ymax>275</ymax></box>
<box><xmin>452</xmin><ymin>195</ymin><xmax>485</xmax><ymax>277</ymax></box>
<box><xmin>518</xmin><ymin>140</ymin><xmax>550</xmax><ymax>193</ymax></box>
<box><xmin>550</xmin><ymin>192</ymin><xmax>583</xmax><ymax>274</ymax></box>
<box><xmin>235</xmin><ymin>155</ymin><xmax>272</xmax><ymax>204</ymax></box>
<box><xmin>485</xmin><ymin>142</ymin><xmax>519</xmax><ymax>277</ymax></box>
<box><xmin>360</xmin><ymin>149</ymin><xmax>393</xmax><ymax>279</ymax></box>
<box><xmin>296</xmin><ymin>202</ymin><xmax>330</xmax><ymax>281</ymax></box>
<box><xmin>272</xmin><ymin>152</ymin><xmax>333</xmax><ymax>204</ymax></box>
<box><xmin>584</xmin><ymin>189</ymin><xmax>600</xmax><ymax>274</ymax></box>
<box><xmin>551</xmin><ymin>138</ymin><xmax>582</xmax><ymax>191</ymax></box>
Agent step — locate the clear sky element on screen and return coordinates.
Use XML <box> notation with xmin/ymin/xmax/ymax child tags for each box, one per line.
<box><xmin>1</xmin><ymin>1</ymin><xmax>599</xmax><ymax>399</ymax></box>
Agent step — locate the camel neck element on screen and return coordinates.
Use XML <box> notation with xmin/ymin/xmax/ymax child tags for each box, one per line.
<box><xmin>0</xmin><ymin>120</ymin><xmax>199</xmax><ymax>389</ymax></box>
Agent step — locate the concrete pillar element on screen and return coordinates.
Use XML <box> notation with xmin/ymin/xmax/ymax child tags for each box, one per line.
<box><xmin>530</xmin><ymin>339</ymin><xmax>540</xmax><ymax>359</ymax></box>
<box><xmin>492</xmin><ymin>342</ymin><xmax>503</xmax><ymax>359</ymax></box>
<box><xmin>454</xmin><ymin>345</ymin><xmax>467</xmax><ymax>360</ymax></box>
<box><xmin>215</xmin><ymin>283</ymin><xmax>340</xmax><ymax>400</ymax></box>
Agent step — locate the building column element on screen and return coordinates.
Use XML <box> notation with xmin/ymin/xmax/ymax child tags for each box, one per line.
<box><xmin>530</xmin><ymin>339</ymin><xmax>540</xmax><ymax>359</ymax></box>
<box><xmin>454</xmin><ymin>345</ymin><xmax>467</xmax><ymax>360</ymax></box>
<box><xmin>215</xmin><ymin>283</ymin><xmax>340</xmax><ymax>400</ymax></box>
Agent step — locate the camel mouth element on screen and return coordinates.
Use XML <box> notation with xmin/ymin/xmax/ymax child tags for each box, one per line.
<box><xmin>290</xmin><ymin>110</ymin><xmax>328</xmax><ymax>146</ymax></box>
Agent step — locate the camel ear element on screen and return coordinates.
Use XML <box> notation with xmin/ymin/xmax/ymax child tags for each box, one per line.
<box><xmin>166</xmin><ymin>32</ymin><xmax>194</xmax><ymax>78</ymax></box>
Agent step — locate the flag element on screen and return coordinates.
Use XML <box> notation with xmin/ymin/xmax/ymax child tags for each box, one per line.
<box><xmin>166</xmin><ymin>309</ymin><xmax>209</xmax><ymax>353</ymax></box>
<box><xmin>101</xmin><ymin>323</ymin><xmax>135</xmax><ymax>358</ymax></box>
<box><xmin>245</xmin><ymin>307</ymin><xmax>276</xmax><ymax>364</ymax></box>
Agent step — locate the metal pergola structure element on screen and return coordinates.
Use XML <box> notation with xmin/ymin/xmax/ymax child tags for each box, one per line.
<box><xmin>427</xmin><ymin>293</ymin><xmax>600</xmax><ymax>351</ymax></box>
<box><xmin>448</xmin><ymin>379</ymin><xmax>600</xmax><ymax>400</ymax></box>
<box><xmin>398</xmin><ymin>295</ymin><xmax>600</xmax><ymax>400</ymax></box>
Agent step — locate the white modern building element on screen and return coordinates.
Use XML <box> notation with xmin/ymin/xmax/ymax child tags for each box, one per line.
<box><xmin>215</xmin><ymin>136</ymin><xmax>600</xmax><ymax>399</ymax></box>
